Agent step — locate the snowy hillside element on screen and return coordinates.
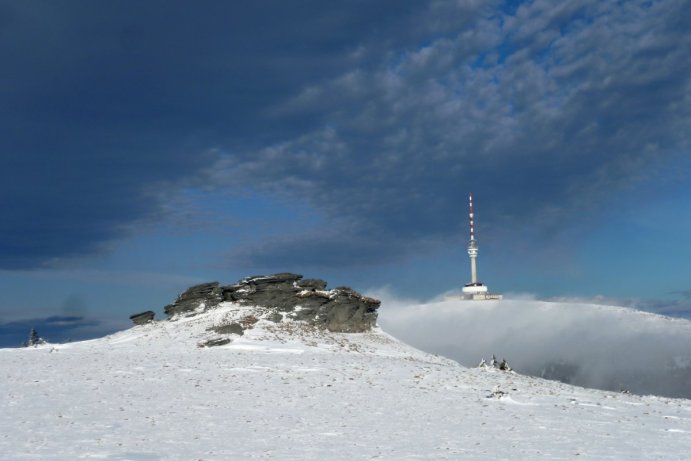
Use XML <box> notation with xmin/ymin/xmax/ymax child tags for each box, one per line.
<box><xmin>2</xmin><ymin>301</ymin><xmax>691</xmax><ymax>460</ymax></box>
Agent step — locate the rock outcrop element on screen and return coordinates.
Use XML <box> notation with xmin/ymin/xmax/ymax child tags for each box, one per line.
<box><xmin>208</xmin><ymin>323</ymin><xmax>245</xmax><ymax>336</ymax></box>
<box><xmin>163</xmin><ymin>282</ymin><xmax>223</xmax><ymax>318</ymax></box>
<box><xmin>164</xmin><ymin>273</ymin><xmax>380</xmax><ymax>333</ymax></box>
<box><xmin>129</xmin><ymin>311</ymin><xmax>155</xmax><ymax>325</ymax></box>
<box><xmin>198</xmin><ymin>337</ymin><xmax>231</xmax><ymax>348</ymax></box>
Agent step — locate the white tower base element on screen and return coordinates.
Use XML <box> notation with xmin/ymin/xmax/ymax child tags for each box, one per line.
<box><xmin>462</xmin><ymin>283</ymin><xmax>488</xmax><ymax>294</ymax></box>
<box><xmin>462</xmin><ymin>283</ymin><xmax>503</xmax><ymax>301</ymax></box>
<box><xmin>464</xmin><ymin>293</ymin><xmax>503</xmax><ymax>300</ymax></box>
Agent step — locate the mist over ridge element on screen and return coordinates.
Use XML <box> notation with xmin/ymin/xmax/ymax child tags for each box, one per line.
<box><xmin>376</xmin><ymin>293</ymin><xmax>691</xmax><ymax>399</ymax></box>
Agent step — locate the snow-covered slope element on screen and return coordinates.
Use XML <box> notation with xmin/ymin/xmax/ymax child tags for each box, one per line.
<box><xmin>2</xmin><ymin>301</ymin><xmax>690</xmax><ymax>460</ymax></box>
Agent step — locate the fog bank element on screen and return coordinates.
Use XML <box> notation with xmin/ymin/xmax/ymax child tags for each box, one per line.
<box><xmin>377</xmin><ymin>294</ymin><xmax>691</xmax><ymax>399</ymax></box>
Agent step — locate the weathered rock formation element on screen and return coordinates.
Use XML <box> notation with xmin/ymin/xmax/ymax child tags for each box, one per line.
<box><xmin>163</xmin><ymin>282</ymin><xmax>222</xmax><ymax>318</ymax></box>
<box><xmin>208</xmin><ymin>323</ymin><xmax>245</xmax><ymax>336</ymax></box>
<box><xmin>129</xmin><ymin>310</ymin><xmax>155</xmax><ymax>325</ymax></box>
<box><xmin>198</xmin><ymin>337</ymin><xmax>231</xmax><ymax>348</ymax></box>
<box><xmin>164</xmin><ymin>273</ymin><xmax>380</xmax><ymax>333</ymax></box>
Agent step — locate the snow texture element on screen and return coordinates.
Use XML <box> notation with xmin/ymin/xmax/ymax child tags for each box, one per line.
<box><xmin>2</xmin><ymin>301</ymin><xmax>690</xmax><ymax>460</ymax></box>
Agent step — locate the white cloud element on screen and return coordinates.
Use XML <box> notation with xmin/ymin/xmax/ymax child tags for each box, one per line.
<box><xmin>376</xmin><ymin>294</ymin><xmax>691</xmax><ymax>399</ymax></box>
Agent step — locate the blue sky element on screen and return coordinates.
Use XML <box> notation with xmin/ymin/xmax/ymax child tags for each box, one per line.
<box><xmin>1</xmin><ymin>0</ymin><xmax>690</xmax><ymax>345</ymax></box>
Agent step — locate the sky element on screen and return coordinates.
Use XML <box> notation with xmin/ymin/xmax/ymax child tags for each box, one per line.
<box><xmin>1</xmin><ymin>0</ymin><xmax>690</xmax><ymax>346</ymax></box>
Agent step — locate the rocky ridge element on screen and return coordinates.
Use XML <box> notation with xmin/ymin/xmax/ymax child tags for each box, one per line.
<box><xmin>159</xmin><ymin>273</ymin><xmax>380</xmax><ymax>334</ymax></box>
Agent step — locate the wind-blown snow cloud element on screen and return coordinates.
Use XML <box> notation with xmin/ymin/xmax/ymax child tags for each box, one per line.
<box><xmin>376</xmin><ymin>292</ymin><xmax>691</xmax><ymax>399</ymax></box>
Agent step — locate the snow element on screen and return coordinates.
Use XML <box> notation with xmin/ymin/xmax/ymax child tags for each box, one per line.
<box><xmin>2</xmin><ymin>301</ymin><xmax>691</xmax><ymax>460</ymax></box>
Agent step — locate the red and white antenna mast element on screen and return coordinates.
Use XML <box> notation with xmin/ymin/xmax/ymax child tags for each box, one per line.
<box><xmin>469</xmin><ymin>193</ymin><xmax>475</xmax><ymax>242</ymax></box>
<box><xmin>467</xmin><ymin>193</ymin><xmax>479</xmax><ymax>284</ymax></box>
<box><xmin>462</xmin><ymin>193</ymin><xmax>502</xmax><ymax>300</ymax></box>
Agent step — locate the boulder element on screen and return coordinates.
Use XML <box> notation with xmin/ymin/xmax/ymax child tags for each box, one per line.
<box><xmin>296</xmin><ymin>278</ymin><xmax>328</xmax><ymax>290</ymax></box>
<box><xmin>314</xmin><ymin>287</ymin><xmax>380</xmax><ymax>333</ymax></box>
<box><xmin>267</xmin><ymin>312</ymin><xmax>283</xmax><ymax>323</ymax></box>
<box><xmin>129</xmin><ymin>311</ymin><xmax>155</xmax><ymax>325</ymax></box>
<box><xmin>164</xmin><ymin>282</ymin><xmax>222</xmax><ymax>318</ymax></box>
<box><xmin>198</xmin><ymin>337</ymin><xmax>231</xmax><ymax>348</ymax></box>
<box><xmin>241</xmin><ymin>273</ymin><xmax>303</xmax><ymax>285</ymax></box>
<box><xmin>208</xmin><ymin>323</ymin><xmax>244</xmax><ymax>336</ymax></box>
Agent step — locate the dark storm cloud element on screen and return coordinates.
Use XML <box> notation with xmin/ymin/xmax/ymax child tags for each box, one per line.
<box><xmin>2</xmin><ymin>0</ymin><xmax>466</xmax><ymax>268</ymax></box>
<box><xmin>217</xmin><ymin>0</ymin><xmax>691</xmax><ymax>266</ymax></box>
<box><xmin>231</xmin><ymin>227</ymin><xmax>418</xmax><ymax>269</ymax></box>
<box><xmin>3</xmin><ymin>1</ymin><xmax>690</xmax><ymax>269</ymax></box>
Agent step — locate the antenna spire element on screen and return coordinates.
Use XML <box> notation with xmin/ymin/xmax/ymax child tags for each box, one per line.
<box><xmin>466</xmin><ymin>193</ymin><xmax>479</xmax><ymax>283</ymax></box>
<box><xmin>461</xmin><ymin>192</ymin><xmax>502</xmax><ymax>300</ymax></box>
<box><xmin>469</xmin><ymin>193</ymin><xmax>475</xmax><ymax>241</ymax></box>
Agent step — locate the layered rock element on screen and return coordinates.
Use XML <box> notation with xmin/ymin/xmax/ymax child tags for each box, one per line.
<box><xmin>163</xmin><ymin>282</ymin><xmax>223</xmax><ymax>318</ymax></box>
<box><xmin>198</xmin><ymin>337</ymin><xmax>231</xmax><ymax>348</ymax></box>
<box><xmin>129</xmin><ymin>310</ymin><xmax>155</xmax><ymax>325</ymax></box>
<box><xmin>164</xmin><ymin>273</ymin><xmax>380</xmax><ymax>333</ymax></box>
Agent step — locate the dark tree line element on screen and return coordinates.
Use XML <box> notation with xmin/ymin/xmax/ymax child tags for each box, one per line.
<box><xmin>24</xmin><ymin>328</ymin><xmax>45</xmax><ymax>347</ymax></box>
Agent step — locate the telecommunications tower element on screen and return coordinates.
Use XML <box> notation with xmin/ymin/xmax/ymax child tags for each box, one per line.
<box><xmin>461</xmin><ymin>193</ymin><xmax>502</xmax><ymax>300</ymax></box>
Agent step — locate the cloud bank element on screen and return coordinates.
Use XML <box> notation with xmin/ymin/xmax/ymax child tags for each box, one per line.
<box><xmin>377</xmin><ymin>294</ymin><xmax>691</xmax><ymax>399</ymax></box>
<box><xmin>2</xmin><ymin>0</ymin><xmax>689</xmax><ymax>270</ymax></box>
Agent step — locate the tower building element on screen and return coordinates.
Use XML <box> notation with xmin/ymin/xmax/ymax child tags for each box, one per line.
<box><xmin>461</xmin><ymin>193</ymin><xmax>502</xmax><ymax>300</ymax></box>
